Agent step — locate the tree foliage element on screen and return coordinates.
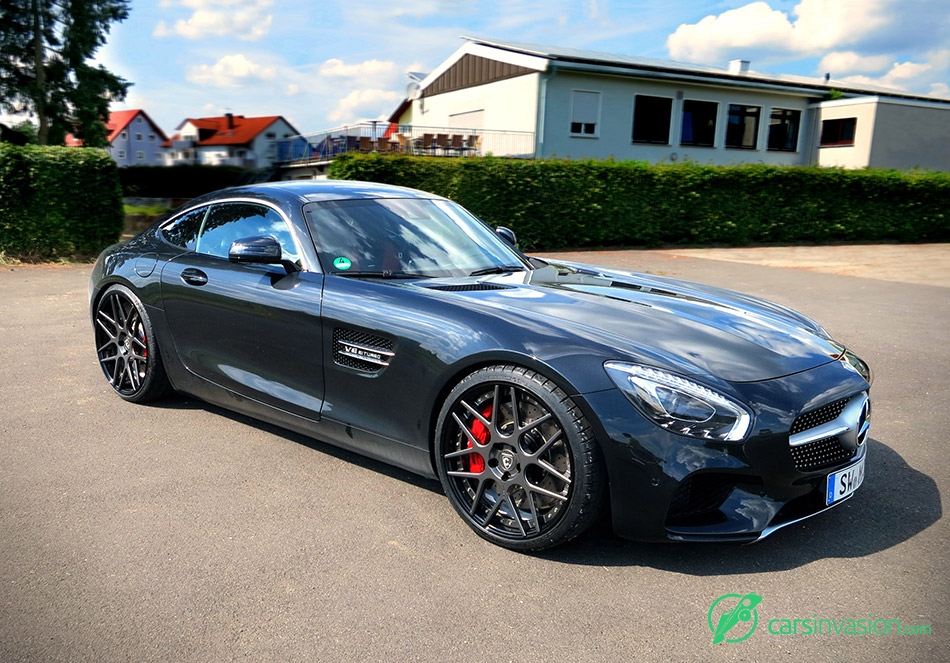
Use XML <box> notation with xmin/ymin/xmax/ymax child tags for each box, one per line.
<box><xmin>0</xmin><ymin>0</ymin><xmax>130</xmax><ymax>146</ymax></box>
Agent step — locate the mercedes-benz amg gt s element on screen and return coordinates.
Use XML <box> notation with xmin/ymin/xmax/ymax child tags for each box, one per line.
<box><xmin>90</xmin><ymin>180</ymin><xmax>872</xmax><ymax>551</ymax></box>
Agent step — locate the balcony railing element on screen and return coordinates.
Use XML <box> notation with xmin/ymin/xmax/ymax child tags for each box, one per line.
<box><xmin>276</xmin><ymin>123</ymin><xmax>536</xmax><ymax>165</ymax></box>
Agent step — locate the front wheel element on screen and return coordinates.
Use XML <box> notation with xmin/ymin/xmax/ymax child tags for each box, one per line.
<box><xmin>94</xmin><ymin>284</ymin><xmax>171</xmax><ymax>403</ymax></box>
<box><xmin>435</xmin><ymin>365</ymin><xmax>606</xmax><ymax>551</ymax></box>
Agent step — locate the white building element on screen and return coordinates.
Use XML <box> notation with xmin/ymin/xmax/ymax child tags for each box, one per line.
<box><xmin>399</xmin><ymin>37</ymin><xmax>950</xmax><ymax>171</ymax></box>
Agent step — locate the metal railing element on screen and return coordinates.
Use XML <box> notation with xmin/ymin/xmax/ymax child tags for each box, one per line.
<box><xmin>276</xmin><ymin>123</ymin><xmax>536</xmax><ymax>165</ymax></box>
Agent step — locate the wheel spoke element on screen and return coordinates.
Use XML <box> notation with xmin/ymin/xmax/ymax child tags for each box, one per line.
<box><xmin>504</xmin><ymin>492</ymin><xmax>527</xmax><ymax>537</ymax></box>
<box><xmin>446</xmin><ymin>470</ymin><xmax>482</xmax><ymax>479</ymax></box>
<box><xmin>469</xmin><ymin>479</ymin><xmax>488</xmax><ymax>517</ymax></box>
<box><xmin>460</xmin><ymin>399</ymin><xmax>491</xmax><ymax>431</ymax></box>
<box><xmin>508</xmin><ymin>385</ymin><xmax>520</xmax><ymax>431</ymax></box>
<box><xmin>527</xmin><ymin>482</ymin><xmax>569</xmax><ymax>503</ymax></box>
<box><xmin>450</xmin><ymin>411</ymin><xmax>481</xmax><ymax>448</ymax></box>
<box><xmin>526</xmin><ymin>429</ymin><xmax>561</xmax><ymax>459</ymax></box>
<box><xmin>517</xmin><ymin>411</ymin><xmax>552</xmax><ymax>436</ymax></box>
<box><xmin>536</xmin><ymin>458</ymin><xmax>572</xmax><ymax>485</ymax></box>
<box><xmin>525</xmin><ymin>490</ymin><xmax>541</xmax><ymax>533</ymax></box>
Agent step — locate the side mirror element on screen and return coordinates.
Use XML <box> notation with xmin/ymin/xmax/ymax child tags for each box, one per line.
<box><xmin>496</xmin><ymin>226</ymin><xmax>517</xmax><ymax>247</ymax></box>
<box><xmin>229</xmin><ymin>236</ymin><xmax>282</xmax><ymax>264</ymax></box>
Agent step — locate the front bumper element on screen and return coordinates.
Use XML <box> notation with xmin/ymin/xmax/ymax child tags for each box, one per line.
<box><xmin>580</xmin><ymin>359</ymin><xmax>872</xmax><ymax>542</ymax></box>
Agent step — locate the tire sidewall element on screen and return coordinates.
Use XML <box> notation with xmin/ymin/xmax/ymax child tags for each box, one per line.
<box><xmin>434</xmin><ymin>365</ymin><xmax>602</xmax><ymax>551</ymax></box>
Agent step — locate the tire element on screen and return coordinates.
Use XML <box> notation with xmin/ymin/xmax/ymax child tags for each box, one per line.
<box><xmin>435</xmin><ymin>365</ymin><xmax>606</xmax><ymax>551</ymax></box>
<box><xmin>93</xmin><ymin>284</ymin><xmax>171</xmax><ymax>403</ymax></box>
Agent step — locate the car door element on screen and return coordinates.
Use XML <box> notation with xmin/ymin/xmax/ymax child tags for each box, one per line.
<box><xmin>159</xmin><ymin>200</ymin><xmax>326</xmax><ymax>420</ymax></box>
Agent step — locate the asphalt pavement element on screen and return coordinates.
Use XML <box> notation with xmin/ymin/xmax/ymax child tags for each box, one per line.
<box><xmin>1</xmin><ymin>244</ymin><xmax>947</xmax><ymax>662</ymax></box>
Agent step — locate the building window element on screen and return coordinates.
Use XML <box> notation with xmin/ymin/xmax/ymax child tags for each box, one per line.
<box><xmin>120</xmin><ymin>131</ymin><xmax>128</xmax><ymax>140</ymax></box>
<box><xmin>632</xmin><ymin>95</ymin><xmax>673</xmax><ymax>144</ymax></box>
<box><xmin>116</xmin><ymin>150</ymin><xmax>126</xmax><ymax>159</ymax></box>
<box><xmin>680</xmin><ymin>100</ymin><xmax>718</xmax><ymax>147</ymax></box>
<box><xmin>136</xmin><ymin>116</ymin><xmax>143</xmax><ymax>123</ymax></box>
<box><xmin>768</xmin><ymin>109</ymin><xmax>801</xmax><ymax>152</ymax></box>
<box><xmin>149</xmin><ymin>134</ymin><xmax>156</xmax><ymax>142</ymax></box>
<box><xmin>570</xmin><ymin>90</ymin><xmax>601</xmax><ymax>136</ymax></box>
<box><xmin>135</xmin><ymin>132</ymin><xmax>143</xmax><ymax>141</ymax></box>
<box><xmin>820</xmin><ymin>118</ymin><xmax>857</xmax><ymax>146</ymax></box>
<box><xmin>726</xmin><ymin>104</ymin><xmax>760</xmax><ymax>149</ymax></box>
<box><xmin>136</xmin><ymin>150</ymin><xmax>145</xmax><ymax>160</ymax></box>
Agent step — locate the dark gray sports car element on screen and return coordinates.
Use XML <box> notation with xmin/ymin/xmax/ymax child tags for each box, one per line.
<box><xmin>90</xmin><ymin>180</ymin><xmax>872</xmax><ymax>551</ymax></box>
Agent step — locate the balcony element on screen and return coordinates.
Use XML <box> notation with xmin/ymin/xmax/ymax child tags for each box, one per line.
<box><xmin>276</xmin><ymin>123</ymin><xmax>536</xmax><ymax>166</ymax></box>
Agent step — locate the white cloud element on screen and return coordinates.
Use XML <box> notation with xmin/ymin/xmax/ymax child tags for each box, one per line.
<box><xmin>817</xmin><ymin>51</ymin><xmax>892</xmax><ymax>76</ymax></box>
<box><xmin>186</xmin><ymin>54</ymin><xmax>277</xmax><ymax>87</ymax></box>
<box><xmin>666</xmin><ymin>0</ymin><xmax>892</xmax><ymax>64</ymax></box>
<box><xmin>839</xmin><ymin>50</ymin><xmax>950</xmax><ymax>95</ymax></box>
<box><xmin>154</xmin><ymin>0</ymin><xmax>274</xmax><ymax>41</ymax></box>
<box><xmin>319</xmin><ymin>58</ymin><xmax>398</xmax><ymax>80</ymax></box>
<box><xmin>328</xmin><ymin>89</ymin><xmax>403</xmax><ymax>123</ymax></box>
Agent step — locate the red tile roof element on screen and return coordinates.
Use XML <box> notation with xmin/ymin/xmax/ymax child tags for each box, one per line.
<box><xmin>65</xmin><ymin>109</ymin><xmax>168</xmax><ymax>146</ymax></box>
<box><xmin>163</xmin><ymin>115</ymin><xmax>298</xmax><ymax>148</ymax></box>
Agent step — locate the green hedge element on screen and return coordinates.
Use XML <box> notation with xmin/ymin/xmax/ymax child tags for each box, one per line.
<box><xmin>328</xmin><ymin>154</ymin><xmax>950</xmax><ymax>250</ymax></box>
<box><xmin>118</xmin><ymin>164</ymin><xmax>246</xmax><ymax>199</ymax></box>
<box><xmin>0</xmin><ymin>145</ymin><xmax>125</xmax><ymax>258</ymax></box>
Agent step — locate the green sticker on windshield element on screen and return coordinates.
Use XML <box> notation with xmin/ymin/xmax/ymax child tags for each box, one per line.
<box><xmin>333</xmin><ymin>256</ymin><xmax>352</xmax><ymax>270</ymax></box>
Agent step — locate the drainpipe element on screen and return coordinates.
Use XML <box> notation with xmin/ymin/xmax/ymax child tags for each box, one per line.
<box><xmin>535</xmin><ymin>64</ymin><xmax>557</xmax><ymax>159</ymax></box>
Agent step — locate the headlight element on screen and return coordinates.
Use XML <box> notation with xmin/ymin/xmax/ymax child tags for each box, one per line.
<box><xmin>604</xmin><ymin>362</ymin><xmax>752</xmax><ymax>441</ymax></box>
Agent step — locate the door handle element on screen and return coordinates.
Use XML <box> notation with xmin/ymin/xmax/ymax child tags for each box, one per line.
<box><xmin>181</xmin><ymin>268</ymin><xmax>208</xmax><ymax>286</ymax></box>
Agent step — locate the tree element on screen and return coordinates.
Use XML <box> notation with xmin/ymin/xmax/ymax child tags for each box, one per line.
<box><xmin>0</xmin><ymin>0</ymin><xmax>131</xmax><ymax>146</ymax></box>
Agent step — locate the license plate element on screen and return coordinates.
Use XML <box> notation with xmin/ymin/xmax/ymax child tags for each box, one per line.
<box><xmin>826</xmin><ymin>455</ymin><xmax>866</xmax><ymax>505</ymax></box>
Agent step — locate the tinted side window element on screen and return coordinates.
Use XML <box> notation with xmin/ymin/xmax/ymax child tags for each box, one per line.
<box><xmin>161</xmin><ymin>206</ymin><xmax>207</xmax><ymax>250</ymax></box>
<box><xmin>196</xmin><ymin>203</ymin><xmax>299</xmax><ymax>263</ymax></box>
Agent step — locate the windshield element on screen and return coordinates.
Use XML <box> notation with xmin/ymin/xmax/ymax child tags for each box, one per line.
<box><xmin>304</xmin><ymin>197</ymin><xmax>528</xmax><ymax>278</ymax></box>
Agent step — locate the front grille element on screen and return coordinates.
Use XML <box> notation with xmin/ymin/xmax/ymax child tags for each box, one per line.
<box><xmin>333</xmin><ymin>328</ymin><xmax>394</xmax><ymax>373</ymax></box>
<box><xmin>790</xmin><ymin>435</ymin><xmax>856</xmax><ymax>472</ymax></box>
<box><xmin>788</xmin><ymin>396</ymin><xmax>859</xmax><ymax>472</ymax></box>
<box><xmin>790</xmin><ymin>397</ymin><xmax>849</xmax><ymax>435</ymax></box>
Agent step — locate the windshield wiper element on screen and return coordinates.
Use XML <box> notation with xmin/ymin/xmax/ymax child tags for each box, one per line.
<box><xmin>334</xmin><ymin>270</ymin><xmax>432</xmax><ymax>279</ymax></box>
<box><xmin>468</xmin><ymin>264</ymin><xmax>527</xmax><ymax>277</ymax></box>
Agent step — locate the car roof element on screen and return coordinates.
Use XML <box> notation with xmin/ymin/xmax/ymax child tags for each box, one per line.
<box><xmin>209</xmin><ymin>180</ymin><xmax>442</xmax><ymax>205</ymax></box>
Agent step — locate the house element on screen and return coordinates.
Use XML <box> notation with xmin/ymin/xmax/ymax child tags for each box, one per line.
<box><xmin>65</xmin><ymin>109</ymin><xmax>168</xmax><ymax>166</ymax></box>
<box><xmin>396</xmin><ymin>36</ymin><xmax>950</xmax><ymax>171</ymax></box>
<box><xmin>164</xmin><ymin>114</ymin><xmax>300</xmax><ymax>169</ymax></box>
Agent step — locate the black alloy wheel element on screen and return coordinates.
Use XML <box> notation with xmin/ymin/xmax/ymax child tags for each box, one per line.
<box><xmin>94</xmin><ymin>284</ymin><xmax>170</xmax><ymax>402</ymax></box>
<box><xmin>435</xmin><ymin>365</ymin><xmax>605</xmax><ymax>551</ymax></box>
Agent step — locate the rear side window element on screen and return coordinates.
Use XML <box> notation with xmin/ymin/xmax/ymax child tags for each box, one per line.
<box><xmin>161</xmin><ymin>206</ymin><xmax>207</xmax><ymax>250</ymax></box>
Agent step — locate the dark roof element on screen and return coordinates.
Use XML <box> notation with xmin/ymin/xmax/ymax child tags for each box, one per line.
<box><xmin>460</xmin><ymin>36</ymin><xmax>950</xmax><ymax>105</ymax></box>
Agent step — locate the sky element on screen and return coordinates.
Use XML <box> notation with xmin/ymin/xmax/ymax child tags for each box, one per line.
<box><xmin>7</xmin><ymin>0</ymin><xmax>950</xmax><ymax>137</ymax></box>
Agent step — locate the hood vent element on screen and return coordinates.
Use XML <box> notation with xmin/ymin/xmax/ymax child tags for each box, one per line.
<box><xmin>426</xmin><ymin>283</ymin><xmax>514</xmax><ymax>292</ymax></box>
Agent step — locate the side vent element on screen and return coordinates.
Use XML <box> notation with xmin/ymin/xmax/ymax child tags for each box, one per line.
<box><xmin>333</xmin><ymin>328</ymin><xmax>395</xmax><ymax>373</ymax></box>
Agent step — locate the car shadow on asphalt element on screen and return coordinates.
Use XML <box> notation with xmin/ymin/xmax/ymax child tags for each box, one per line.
<box><xmin>142</xmin><ymin>394</ymin><xmax>444</xmax><ymax>494</ymax></box>
<box><xmin>540</xmin><ymin>438</ymin><xmax>941</xmax><ymax>573</ymax></box>
<box><xmin>141</xmin><ymin>395</ymin><xmax>940</xmax><ymax>572</ymax></box>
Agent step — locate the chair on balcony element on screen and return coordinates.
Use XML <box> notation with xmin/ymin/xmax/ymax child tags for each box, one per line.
<box><xmin>359</xmin><ymin>136</ymin><xmax>373</xmax><ymax>153</ymax></box>
<box><xmin>376</xmin><ymin>137</ymin><xmax>392</xmax><ymax>153</ymax></box>
<box><xmin>450</xmin><ymin>134</ymin><xmax>464</xmax><ymax>156</ymax></box>
<box><xmin>395</xmin><ymin>134</ymin><xmax>411</xmax><ymax>154</ymax></box>
<box><xmin>421</xmin><ymin>133</ymin><xmax>436</xmax><ymax>155</ymax></box>
<box><xmin>465</xmin><ymin>135</ymin><xmax>482</xmax><ymax>157</ymax></box>
<box><xmin>435</xmin><ymin>133</ymin><xmax>449</xmax><ymax>156</ymax></box>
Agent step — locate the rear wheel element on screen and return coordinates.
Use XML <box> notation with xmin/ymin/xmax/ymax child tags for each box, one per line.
<box><xmin>435</xmin><ymin>365</ymin><xmax>605</xmax><ymax>551</ymax></box>
<box><xmin>94</xmin><ymin>284</ymin><xmax>170</xmax><ymax>403</ymax></box>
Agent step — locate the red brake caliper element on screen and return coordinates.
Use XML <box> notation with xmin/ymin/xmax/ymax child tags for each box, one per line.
<box><xmin>465</xmin><ymin>405</ymin><xmax>492</xmax><ymax>473</ymax></box>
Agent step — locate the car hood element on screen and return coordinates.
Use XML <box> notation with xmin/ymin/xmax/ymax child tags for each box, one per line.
<box><xmin>416</xmin><ymin>262</ymin><xmax>840</xmax><ymax>383</ymax></box>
